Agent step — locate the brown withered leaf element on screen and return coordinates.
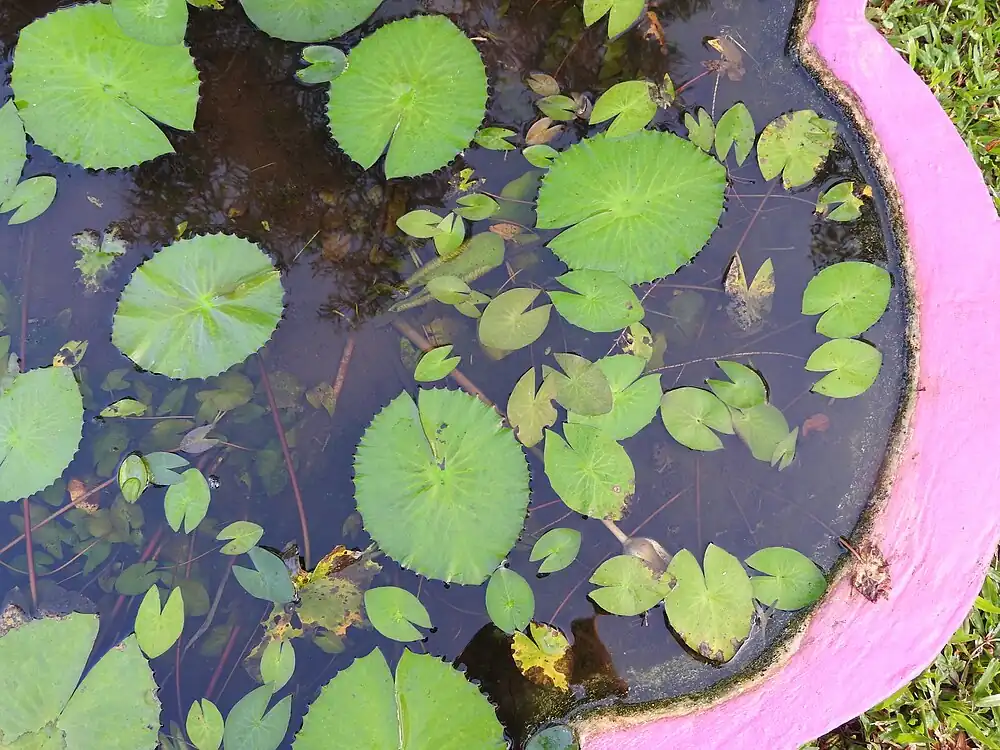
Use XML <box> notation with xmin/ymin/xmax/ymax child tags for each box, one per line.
<box><xmin>724</xmin><ymin>253</ymin><xmax>774</xmax><ymax>332</ymax></box>
<box><xmin>641</xmin><ymin>11</ymin><xmax>665</xmax><ymax>50</ymax></box>
<box><xmin>511</xmin><ymin>622</ymin><xmax>573</xmax><ymax>691</ymax></box>
<box><xmin>802</xmin><ymin>413</ymin><xmax>830</xmax><ymax>437</ymax></box>
<box><xmin>526</xmin><ymin>117</ymin><xmax>563</xmax><ymax>146</ymax></box>
<box><xmin>527</xmin><ymin>73</ymin><xmax>560</xmax><ymax>97</ymax></box>
<box><xmin>706</xmin><ymin>35</ymin><xmax>745</xmax><ymax>81</ymax></box>
<box><xmin>841</xmin><ymin>537</ymin><xmax>891</xmax><ymax>603</ymax></box>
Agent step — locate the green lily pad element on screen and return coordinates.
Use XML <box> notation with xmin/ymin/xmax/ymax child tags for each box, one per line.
<box><xmin>216</xmin><ymin>521</ymin><xmax>264</xmax><ymax>555</ymax></box>
<box><xmin>112</xmin><ymin>0</ymin><xmax>189</xmax><ymax>46</ymax></box>
<box><xmin>590</xmin><ymin>81</ymin><xmax>656</xmax><ymax>138</ymax></box>
<box><xmin>187</xmin><ymin>699</ymin><xmax>224</xmax><ymax>750</ymax></box>
<box><xmin>543</xmin><ymin>424</ymin><xmax>634</xmax><ymax>519</ymax></box>
<box><xmin>589</xmin><ymin>555</ymin><xmax>672</xmax><ymax>615</ymax></box>
<box><xmin>354</xmin><ymin>388</ymin><xmax>529</xmax><ymax>584</ymax></box>
<box><xmin>801</xmin><ymin>261</ymin><xmax>891</xmax><ymax>338</ymax></box>
<box><xmin>233</xmin><ymin>547</ymin><xmax>295</xmax><ymax>605</ymax></box>
<box><xmin>293</xmin><ymin>649</ymin><xmax>505</xmax><ymax>749</ymax></box>
<box><xmin>135</xmin><ymin>585</ymin><xmax>185</xmax><ymax>658</ymax></box>
<box><xmin>530</xmin><ymin>528</ymin><xmax>582</xmax><ymax>574</ymax></box>
<box><xmin>537</xmin><ymin>131</ymin><xmax>726</xmax><ymax>284</ymax></box>
<box><xmin>706</xmin><ymin>360</ymin><xmax>766</xmax><ymax>410</ymax></box>
<box><xmin>486</xmin><ymin>566</ymin><xmax>535</xmax><ymax>634</ymax></box>
<box><xmin>745</xmin><ymin>547</ymin><xmax>827</xmax><ymax>611</ymax></box>
<box><xmin>664</xmin><ymin>544</ymin><xmax>755</xmax><ymax>663</ymax></box>
<box><xmin>413</xmin><ymin>345</ymin><xmax>461</xmax><ymax>382</ymax></box>
<box><xmin>0</xmin><ymin>613</ymin><xmax>158</xmax><ymax>749</ymax></box>
<box><xmin>327</xmin><ymin>16</ymin><xmax>487</xmax><ymax>178</ymax></box>
<box><xmin>548</xmin><ymin>270</ymin><xmax>644</xmax><ymax>333</ymax></box>
<box><xmin>240</xmin><ymin>0</ymin><xmax>381</xmax><ymax>42</ymax></box>
<box><xmin>11</xmin><ymin>3</ymin><xmax>200</xmax><ymax>169</ymax></box>
<box><xmin>297</xmin><ymin>45</ymin><xmax>347</xmax><ymax>84</ymax></box>
<box><xmin>731</xmin><ymin>403</ymin><xmax>790</xmax><ymax>462</ymax></box>
<box><xmin>364</xmin><ymin>587</ymin><xmax>433</xmax><ymax>642</ymax></box>
<box><xmin>163</xmin><ymin>468</ymin><xmax>211</xmax><ymax>534</ymax></box>
<box><xmin>222</xmin><ymin>684</ymin><xmax>291</xmax><ymax>750</ymax></box>
<box><xmin>582</xmin><ymin>0</ymin><xmax>643</xmax><ymax>38</ymax></box>
<box><xmin>715</xmin><ymin>102</ymin><xmax>754</xmax><ymax>165</ymax></box>
<box><xmin>757</xmin><ymin>110</ymin><xmax>837</xmax><ymax>189</ymax></box>
<box><xmin>260</xmin><ymin>639</ymin><xmax>296</xmax><ymax>691</ymax></box>
<box><xmin>507</xmin><ymin>367</ymin><xmax>558</xmax><ymax>448</ymax></box>
<box><xmin>805</xmin><ymin>338</ymin><xmax>882</xmax><ymax>398</ymax></box>
<box><xmin>659</xmin><ymin>387</ymin><xmax>733</xmax><ymax>452</ymax></box>
<box><xmin>112</xmin><ymin>234</ymin><xmax>284</xmax><ymax>380</ymax></box>
<box><xmin>0</xmin><ymin>101</ymin><xmax>26</xmax><ymax>205</ymax></box>
<box><xmin>684</xmin><ymin>108</ymin><xmax>715</xmax><ymax>152</ymax></box>
<box><xmin>1</xmin><ymin>175</ymin><xmax>56</xmax><ymax>225</ymax></box>
<box><xmin>817</xmin><ymin>181</ymin><xmax>863</xmax><ymax>222</ymax></box>
<box><xmin>771</xmin><ymin>427</ymin><xmax>798</xmax><ymax>470</ymax></box>
<box><xmin>478</xmin><ymin>288</ymin><xmax>552</xmax><ymax>351</ymax></box>
<box><xmin>0</xmin><ymin>366</ymin><xmax>84</xmax><ymax>503</ymax></box>
<box><xmin>567</xmin><ymin>355</ymin><xmax>661</xmax><ymax>440</ymax></box>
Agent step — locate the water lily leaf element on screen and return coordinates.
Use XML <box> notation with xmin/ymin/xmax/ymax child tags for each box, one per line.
<box><xmin>73</xmin><ymin>228</ymin><xmax>128</xmax><ymax>291</ymax></box>
<box><xmin>404</xmin><ymin>232</ymin><xmax>505</xmax><ymax>292</ymax></box>
<box><xmin>145</xmin><ymin>451</ymin><xmax>189</xmax><ymax>485</ymax></box>
<box><xmin>115</xmin><ymin>561</ymin><xmax>159</xmax><ymax>595</ymax></box>
<box><xmin>455</xmin><ymin>194</ymin><xmax>500</xmax><ymax>221</ymax></box>
<box><xmin>724</xmin><ymin>254</ymin><xmax>774</xmax><ymax>331</ymax></box>
<box><xmin>354</xmin><ymin>389</ymin><xmax>529</xmax><ymax>584</ymax></box>
<box><xmin>217</xmin><ymin>521</ymin><xmax>264</xmax><ymax>555</ymax></box>
<box><xmin>757</xmin><ymin>110</ymin><xmax>837</xmax><ymax>189</ymax></box>
<box><xmin>523</xmin><ymin>144</ymin><xmax>559</xmax><ymax>168</ymax></box>
<box><xmin>526</xmin><ymin>117</ymin><xmax>563</xmax><ymax>146</ymax></box>
<box><xmin>805</xmin><ymin>338</ymin><xmax>882</xmax><ymax>398</ymax></box>
<box><xmin>187</xmin><ymin>699</ymin><xmax>224</xmax><ymax>750</ymax></box>
<box><xmin>623</xmin><ymin>322</ymin><xmax>654</xmax><ymax>362</ymax></box>
<box><xmin>327</xmin><ymin>16</ymin><xmax>487</xmax><ymax>179</ymax></box>
<box><xmin>239</xmin><ymin>0</ymin><xmax>380</xmax><ymax>41</ymax></box>
<box><xmin>118</xmin><ymin>452</ymin><xmax>152</xmax><ymax>503</ymax></box>
<box><xmin>293</xmin><ymin>648</ymin><xmax>505</xmax><ymax>749</ymax></box>
<box><xmin>0</xmin><ymin>101</ymin><xmax>26</xmax><ymax>205</ymax></box>
<box><xmin>179</xmin><ymin>424</ymin><xmax>220</xmax><ymax>455</ymax></box>
<box><xmin>589</xmin><ymin>555</ymin><xmax>672</xmax><ymax>615</ymax></box>
<box><xmin>0</xmin><ymin>366</ymin><xmax>84</xmax><ymax>503</ymax></box>
<box><xmin>543</xmin><ymin>424</ymin><xmax>635</xmax><ymax>519</ymax></box>
<box><xmin>507</xmin><ymin>367</ymin><xmax>558</xmax><ymax>448</ymax></box>
<box><xmin>135</xmin><ymin>584</ymin><xmax>185</xmax><ymax>658</ymax></box>
<box><xmin>537</xmin><ymin>131</ymin><xmax>726</xmax><ymax>284</ymax></box>
<box><xmin>260</xmin><ymin>639</ymin><xmax>295</xmax><ymax>691</ymax></box>
<box><xmin>659</xmin><ymin>387</ymin><xmax>733</xmax><ymax>452</ymax></box>
<box><xmin>582</xmin><ymin>0</ymin><xmax>643</xmax><ymax>38</ymax></box>
<box><xmin>547</xmin><ymin>353</ymin><xmax>613</xmax><ymax>416</ymax></box>
<box><xmin>567</xmin><ymin>354</ymin><xmax>661</xmax><ymax>440</ymax></box>
<box><xmin>771</xmin><ymin>427</ymin><xmax>798</xmax><ymax>470</ymax></box>
<box><xmin>112</xmin><ymin>234</ymin><xmax>284</xmax><ymax>379</ymax></box>
<box><xmin>714</xmin><ymin>102</ymin><xmax>754</xmax><ymax>165</ymax></box>
<box><xmin>433</xmin><ymin>213</ymin><xmax>466</xmax><ymax>256</ymax></box>
<box><xmin>413</xmin><ymin>345</ymin><xmax>461</xmax><ymax>383</ymax></box>
<box><xmin>234</xmin><ymin>546</ymin><xmax>295</xmax><ymax>605</ymax></box>
<box><xmin>223</xmin><ymin>684</ymin><xmax>291</xmax><ymax>750</ymax></box>
<box><xmin>536</xmin><ymin>95</ymin><xmax>577</xmax><ymax>121</ymax></box>
<box><xmin>590</xmin><ymin>81</ymin><xmax>656</xmax><ymax>137</ymax></box>
<box><xmin>425</xmin><ymin>276</ymin><xmax>473</xmax><ymax>305</ymax></box>
<box><xmin>529</xmin><ymin>528</ymin><xmax>581</xmax><ymax>574</ymax></box>
<box><xmin>475</xmin><ymin>127</ymin><xmax>517</xmax><ymax>151</ymax></box>
<box><xmin>745</xmin><ymin>547</ymin><xmax>827</xmax><ymax>611</ymax></box>
<box><xmin>684</xmin><ymin>108</ymin><xmax>715</xmax><ymax>152</ymax></box>
<box><xmin>478</xmin><ymin>288</ymin><xmax>552</xmax><ymax>351</ymax></box>
<box><xmin>706</xmin><ymin>360</ymin><xmax>766</xmax><ymax>410</ymax></box>
<box><xmin>526</xmin><ymin>726</ymin><xmax>580</xmax><ymax>750</ymax></box>
<box><xmin>364</xmin><ymin>586</ymin><xmax>432</xmax><ymax>642</ymax></box>
<box><xmin>112</xmin><ymin>0</ymin><xmax>189</xmax><ymax>46</ymax></box>
<box><xmin>731</xmin><ymin>403</ymin><xmax>790</xmax><ymax>462</ymax></box>
<box><xmin>296</xmin><ymin>45</ymin><xmax>346</xmax><ymax>84</ymax></box>
<box><xmin>100</xmin><ymin>398</ymin><xmax>147</xmax><ymax>418</ymax></box>
<box><xmin>801</xmin><ymin>261</ymin><xmax>891</xmax><ymax>338</ymax></box>
<box><xmin>511</xmin><ymin>622</ymin><xmax>572</xmax><ymax>690</ymax></box>
<box><xmin>1</xmin><ymin>176</ymin><xmax>57</xmax><ymax>225</ymax></box>
<box><xmin>817</xmin><ymin>181</ymin><xmax>863</xmax><ymax>222</ymax></box>
<box><xmin>164</xmin><ymin>468</ymin><xmax>211</xmax><ymax>533</ymax></box>
<box><xmin>548</xmin><ymin>270</ymin><xmax>643</xmax><ymax>333</ymax></box>
<box><xmin>527</xmin><ymin>73</ymin><xmax>560</xmax><ymax>96</ymax></box>
<box><xmin>664</xmin><ymin>544</ymin><xmax>754</xmax><ymax>663</ymax></box>
<box><xmin>11</xmin><ymin>3</ymin><xmax>200</xmax><ymax>169</ymax></box>
<box><xmin>486</xmin><ymin>566</ymin><xmax>535</xmax><ymax>634</ymax></box>
<box><xmin>397</xmin><ymin>209</ymin><xmax>444</xmax><ymax>238</ymax></box>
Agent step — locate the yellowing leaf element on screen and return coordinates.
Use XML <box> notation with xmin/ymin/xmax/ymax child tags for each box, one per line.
<box><xmin>507</xmin><ymin>367</ymin><xmax>558</xmax><ymax>448</ymax></box>
<box><xmin>724</xmin><ymin>254</ymin><xmax>774</xmax><ymax>331</ymax></box>
<box><xmin>511</xmin><ymin>622</ymin><xmax>572</xmax><ymax>691</ymax></box>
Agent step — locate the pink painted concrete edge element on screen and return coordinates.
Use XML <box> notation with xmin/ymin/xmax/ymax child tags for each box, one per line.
<box><xmin>580</xmin><ymin>1</ymin><xmax>1000</xmax><ymax>747</ymax></box>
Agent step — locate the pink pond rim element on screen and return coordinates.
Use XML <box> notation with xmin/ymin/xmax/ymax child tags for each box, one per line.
<box><xmin>576</xmin><ymin>0</ymin><xmax>1000</xmax><ymax>747</ymax></box>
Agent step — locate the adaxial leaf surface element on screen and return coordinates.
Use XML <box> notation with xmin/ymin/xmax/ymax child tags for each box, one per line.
<box><xmin>706</xmin><ymin>360</ymin><xmax>766</xmax><ymax>410</ymax></box>
<box><xmin>715</xmin><ymin>102</ymin><xmax>754</xmax><ymax>165</ymax></box>
<box><xmin>233</xmin><ymin>546</ymin><xmax>295</xmax><ymax>605</ymax></box>
<box><xmin>507</xmin><ymin>367</ymin><xmax>558</xmax><ymax>448</ymax></box>
<box><xmin>805</xmin><ymin>338</ymin><xmax>882</xmax><ymax>398</ymax></box>
<box><xmin>659</xmin><ymin>387</ymin><xmax>733</xmax><ymax>452</ymax></box>
<box><xmin>478</xmin><ymin>288</ymin><xmax>551</xmax><ymax>351</ymax></box>
<box><xmin>0</xmin><ymin>366</ymin><xmax>84</xmax><ymax>503</ymax></box>
<box><xmin>745</xmin><ymin>547</ymin><xmax>827</xmax><ymax>611</ymax></box>
<box><xmin>240</xmin><ymin>0</ymin><xmax>381</xmax><ymax>42</ymax></box>
<box><xmin>567</xmin><ymin>354</ymin><xmax>661</xmax><ymax>440</ymax></box>
<box><xmin>217</xmin><ymin>521</ymin><xmax>264</xmax><ymax>555</ymax></box>
<box><xmin>364</xmin><ymin>586</ymin><xmax>432</xmax><ymax>642</ymax></box>
<box><xmin>664</xmin><ymin>545</ymin><xmax>755</xmax><ymax>663</ymax></box>
<box><xmin>413</xmin><ymin>345</ymin><xmax>460</xmax><ymax>382</ymax></box>
<box><xmin>0</xmin><ymin>101</ymin><xmax>26</xmax><ymax>205</ymax></box>
<box><xmin>801</xmin><ymin>261</ymin><xmax>890</xmax><ymax>338</ymax></box>
<box><xmin>756</xmin><ymin>110</ymin><xmax>837</xmax><ymax>189</ymax></box>
<box><xmin>590</xmin><ymin>81</ymin><xmax>656</xmax><ymax>138</ymax></box>
<box><xmin>223</xmin><ymin>684</ymin><xmax>291</xmax><ymax>750</ymax></box>
<box><xmin>112</xmin><ymin>0</ymin><xmax>189</xmax><ymax>46</ymax></box>
<box><xmin>327</xmin><ymin>16</ymin><xmax>487</xmax><ymax>178</ymax></box>
<box><xmin>1</xmin><ymin>175</ymin><xmax>57</xmax><ymax>225</ymax></box>
<box><xmin>547</xmin><ymin>353</ymin><xmax>613</xmax><ymax>416</ymax></box>
<box><xmin>164</xmin><ymin>467</ymin><xmax>211</xmax><ymax>533</ymax></box>
<box><xmin>11</xmin><ymin>3</ymin><xmax>200</xmax><ymax>169</ymax></box>
<box><xmin>731</xmin><ymin>403</ymin><xmax>790</xmax><ymax>462</ymax></box>
<box><xmin>354</xmin><ymin>389</ymin><xmax>530</xmax><ymax>584</ymax></box>
<box><xmin>537</xmin><ymin>131</ymin><xmax>726</xmax><ymax>284</ymax></box>
<box><xmin>135</xmin><ymin>584</ymin><xmax>185</xmax><ymax>659</ymax></box>
<box><xmin>544</xmin><ymin>424</ymin><xmax>634</xmax><ymax>519</ymax></box>
<box><xmin>187</xmin><ymin>699</ymin><xmax>224</xmax><ymax>750</ymax></box>
<box><xmin>293</xmin><ymin>648</ymin><xmax>506</xmax><ymax>749</ymax></box>
<box><xmin>582</xmin><ymin>0</ymin><xmax>643</xmax><ymax>38</ymax></box>
<box><xmin>548</xmin><ymin>270</ymin><xmax>643</xmax><ymax>333</ymax></box>
<box><xmin>530</xmin><ymin>528</ymin><xmax>581</xmax><ymax>574</ymax></box>
<box><xmin>486</xmin><ymin>566</ymin><xmax>535</xmax><ymax>634</ymax></box>
<box><xmin>684</xmin><ymin>108</ymin><xmax>715</xmax><ymax>152</ymax></box>
<box><xmin>589</xmin><ymin>555</ymin><xmax>671</xmax><ymax>615</ymax></box>
<box><xmin>112</xmin><ymin>234</ymin><xmax>284</xmax><ymax>380</ymax></box>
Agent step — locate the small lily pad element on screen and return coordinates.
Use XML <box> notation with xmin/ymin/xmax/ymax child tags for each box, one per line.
<box><xmin>805</xmin><ymin>338</ymin><xmax>882</xmax><ymax>398</ymax></box>
<box><xmin>364</xmin><ymin>586</ymin><xmax>433</xmax><ymax>642</ymax></box>
<box><xmin>801</xmin><ymin>261</ymin><xmax>891</xmax><ymax>338</ymax></box>
<box><xmin>543</xmin><ymin>424</ymin><xmax>635</xmax><ymax>519</ymax></box>
<box><xmin>507</xmin><ymin>367</ymin><xmax>558</xmax><ymax>448</ymax></box>
<box><xmin>233</xmin><ymin>546</ymin><xmax>295</xmax><ymax>605</ymax></box>
<box><xmin>486</xmin><ymin>566</ymin><xmax>535</xmax><ymax>634</ymax></box>
<box><xmin>239</xmin><ymin>0</ymin><xmax>381</xmax><ymax>42</ymax></box>
<box><xmin>187</xmin><ymin>699</ymin><xmax>224</xmax><ymax>750</ymax></box>
<box><xmin>223</xmin><ymin>684</ymin><xmax>291</xmax><ymax>750</ymax></box>
<box><xmin>547</xmin><ymin>353</ymin><xmax>613</xmax><ymax>416</ymax></box>
<box><xmin>529</xmin><ymin>528</ymin><xmax>582</xmax><ymax>574</ymax></box>
<box><xmin>590</xmin><ymin>81</ymin><xmax>656</xmax><ymax>138</ymax></box>
<box><xmin>260</xmin><ymin>639</ymin><xmax>296</xmax><ymax>691</ymax></box>
<box><xmin>413</xmin><ymin>345</ymin><xmax>461</xmax><ymax>382</ymax></box>
<box><xmin>478</xmin><ymin>288</ymin><xmax>552</xmax><ymax>351</ymax></box>
<box><xmin>163</xmin><ymin>468</ymin><xmax>211</xmax><ymax>534</ymax></box>
<box><xmin>567</xmin><ymin>355</ymin><xmax>660</xmax><ymax>440</ymax></box>
<box><xmin>112</xmin><ymin>0</ymin><xmax>189</xmax><ymax>46</ymax></box>
<box><xmin>659</xmin><ymin>387</ymin><xmax>733</xmax><ymax>452</ymax></box>
<box><xmin>757</xmin><ymin>110</ymin><xmax>837</xmax><ymax>189</ymax></box>
<box><xmin>731</xmin><ymin>403</ymin><xmax>790</xmax><ymax>462</ymax></box>
<box><xmin>511</xmin><ymin>622</ymin><xmax>572</xmax><ymax>690</ymax></box>
<box><xmin>1</xmin><ymin>175</ymin><xmax>56</xmax><ymax>225</ymax></box>
<box><xmin>714</xmin><ymin>102</ymin><xmax>754</xmax><ymax>165</ymax></box>
<box><xmin>746</xmin><ymin>547</ymin><xmax>827</xmax><ymax>611</ymax></box>
<box><xmin>684</xmin><ymin>108</ymin><xmax>715</xmax><ymax>152</ymax></box>
<box><xmin>706</xmin><ymin>360</ymin><xmax>766</xmax><ymax>410</ymax></box>
<box><xmin>548</xmin><ymin>270</ymin><xmax>643</xmax><ymax>333</ymax></box>
<box><xmin>135</xmin><ymin>584</ymin><xmax>185</xmax><ymax>659</ymax></box>
<box><xmin>589</xmin><ymin>555</ymin><xmax>672</xmax><ymax>615</ymax></box>
<box><xmin>582</xmin><ymin>0</ymin><xmax>643</xmax><ymax>38</ymax></box>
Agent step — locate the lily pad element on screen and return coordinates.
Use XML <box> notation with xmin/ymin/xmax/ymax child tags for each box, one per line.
<box><xmin>11</xmin><ymin>3</ymin><xmax>200</xmax><ymax>169</ymax></box>
<box><xmin>0</xmin><ymin>101</ymin><xmax>26</xmax><ymax>205</ymax></box>
<box><xmin>757</xmin><ymin>110</ymin><xmax>837</xmax><ymax>189</ymax></box>
<box><xmin>112</xmin><ymin>234</ymin><xmax>284</xmax><ymax>380</ymax></box>
<box><xmin>582</xmin><ymin>0</ymin><xmax>643</xmax><ymax>38</ymax></box>
<box><xmin>260</xmin><ymin>639</ymin><xmax>296</xmax><ymax>691</ymax></box>
<box><xmin>544</xmin><ymin>424</ymin><xmax>635</xmax><ymax>519</ymax></box>
<box><xmin>590</xmin><ymin>81</ymin><xmax>656</xmax><ymax>138</ymax></box>
<box><xmin>548</xmin><ymin>270</ymin><xmax>643</xmax><ymax>333</ymax></box>
<box><xmin>233</xmin><ymin>547</ymin><xmax>295</xmax><ymax>605</ymax></box>
<box><xmin>240</xmin><ymin>0</ymin><xmax>381</xmax><ymax>42</ymax></box>
<box><xmin>684</xmin><ymin>108</ymin><xmax>715</xmax><ymax>152</ymax></box>
<box><xmin>547</xmin><ymin>353</ymin><xmax>613</xmax><ymax>416</ymax></box>
<box><xmin>135</xmin><ymin>584</ymin><xmax>185</xmax><ymax>658</ymax></box>
<box><xmin>731</xmin><ymin>403</ymin><xmax>790</xmax><ymax>462</ymax></box>
<box><xmin>187</xmin><ymin>699</ymin><xmax>224</xmax><ymax>750</ymax></box>
<box><xmin>530</xmin><ymin>528</ymin><xmax>582</xmax><ymax>574</ymax></box>
<box><xmin>659</xmin><ymin>387</ymin><xmax>733</xmax><ymax>452</ymax></box>
<box><xmin>0</xmin><ymin>366</ymin><xmax>84</xmax><ymax>503</ymax></box>
<box><xmin>1</xmin><ymin>175</ymin><xmax>57</xmax><ymax>225</ymax></box>
<box><xmin>664</xmin><ymin>544</ymin><xmax>754</xmax><ymax>663</ymax></box>
<box><xmin>507</xmin><ymin>367</ymin><xmax>558</xmax><ymax>448</ymax></box>
<box><xmin>537</xmin><ymin>131</ymin><xmax>726</xmax><ymax>284</ymax></box>
<box><xmin>327</xmin><ymin>16</ymin><xmax>487</xmax><ymax>178</ymax></box>
<box><xmin>0</xmin><ymin>613</ymin><xmax>158</xmax><ymax>749</ymax></box>
<box><xmin>817</xmin><ymin>181</ymin><xmax>863</xmax><ymax>222</ymax></box>
<box><xmin>217</xmin><ymin>521</ymin><xmax>264</xmax><ymax>555</ymax></box>
<box><xmin>715</xmin><ymin>102</ymin><xmax>754</xmax><ymax>165</ymax></box>
<box><xmin>163</xmin><ymin>468</ymin><xmax>211</xmax><ymax>534</ymax></box>
<box><xmin>223</xmin><ymin>684</ymin><xmax>291</xmax><ymax>750</ymax></box>
<box><xmin>745</xmin><ymin>547</ymin><xmax>827</xmax><ymax>611</ymax></box>
<box><xmin>801</xmin><ymin>261</ymin><xmax>891</xmax><ymax>338</ymax></box>
<box><xmin>478</xmin><ymin>288</ymin><xmax>552</xmax><ymax>351</ymax></box>
<box><xmin>293</xmin><ymin>648</ymin><xmax>506</xmax><ymax>749</ymax></box>
<box><xmin>486</xmin><ymin>566</ymin><xmax>535</xmax><ymax>634</ymax></box>
<box><xmin>413</xmin><ymin>345</ymin><xmax>461</xmax><ymax>382</ymax></box>
<box><xmin>112</xmin><ymin>0</ymin><xmax>189</xmax><ymax>46</ymax></box>
<box><xmin>354</xmin><ymin>389</ymin><xmax>530</xmax><ymax>584</ymax></box>
<box><xmin>589</xmin><ymin>555</ymin><xmax>672</xmax><ymax>615</ymax></box>
<box><xmin>805</xmin><ymin>338</ymin><xmax>882</xmax><ymax>398</ymax></box>
<box><xmin>706</xmin><ymin>360</ymin><xmax>766</xmax><ymax>410</ymax></box>
<box><xmin>364</xmin><ymin>587</ymin><xmax>432</xmax><ymax>642</ymax></box>
<box><xmin>567</xmin><ymin>354</ymin><xmax>660</xmax><ymax>440</ymax></box>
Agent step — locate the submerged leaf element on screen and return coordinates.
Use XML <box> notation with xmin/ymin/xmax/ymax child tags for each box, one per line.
<box><xmin>659</xmin><ymin>387</ymin><xmax>733</xmax><ymax>452</ymax></box>
<box><xmin>805</xmin><ymin>338</ymin><xmax>882</xmax><ymax>398</ymax></box>
<box><xmin>1</xmin><ymin>176</ymin><xmax>57</xmax><ymax>225</ymax></box>
<box><xmin>548</xmin><ymin>270</ymin><xmax>643</xmax><ymax>333</ymax></box>
<box><xmin>537</xmin><ymin>131</ymin><xmax>726</xmax><ymax>284</ymax></box>
<box><xmin>413</xmin><ymin>345</ymin><xmax>461</xmax><ymax>382</ymax></box>
<box><xmin>364</xmin><ymin>587</ymin><xmax>432</xmax><ymax>642</ymax></box>
<box><xmin>567</xmin><ymin>355</ymin><xmax>660</xmax><ymax>440</ymax></box>
<box><xmin>745</xmin><ymin>547</ymin><xmax>827</xmax><ymax>611</ymax></box>
<box><xmin>582</xmin><ymin>0</ymin><xmax>644</xmax><ymax>38</ymax></box>
<box><xmin>486</xmin><ymin>566</ymin><xmax>535</xmax><ymax>634</ymax></box>
<box><xmin>589</xmin><ymin>555</ymin><xmax>671</xmax><ymax>615</ymax></box>
<box><xmin>714</xmin><ymin>102</ymin><xmax>754</xmax><ymax>165</ymax></box>
<box><xmin>239</xmin><ymin>0</ymin><xmax>380</xmax><ymax>42</ymax></box>
<box><xmin>544</xmin><ymin>424</ymin><xmax>635</xmax><ymax>519</ymax></box>
<box><xmin>507</xmin><ymin>367</ymin><xmax>558</xmax><ymax>448</ymax></box>
<box><xmin>801</xmin><ymin>261</ymin><xmax>890</xmax><ymax>338</ymax></box>
<box><xmin>478</xmin><ymin>288</ymin><xmax>552</xmax><ymax>351</ymax></box>
<box><xmin>724</xmin><ymin>254</ymin><xmax>774</xmax><ymax>331</ymax></box>
<box><xmin>511</xmin><ymin>622</ymin><xmax>572</xmax><ymax>690</ymax></box>
<box><xmin>112</xmin><ymin>0</ymin><xmax>189</xmax><ymax>46</ymax></box>
<box><xmin>529</xmin><ymin>528</ymin><xmax>582</xmax><ymax>574</ymax></box>
<box><xmin>757</xmin><ymin>110</ymin><xmax>837</xmax><ymax>189</ymax></box>
<box><xmin>590</xmin><ymin>81</ymin><xmax>656</xmax><ymax>138</ymax></box>
<box><xmin>100</xmin><ymin>397</ymin><xmax>147</xmax><ymax>418</ymax></box>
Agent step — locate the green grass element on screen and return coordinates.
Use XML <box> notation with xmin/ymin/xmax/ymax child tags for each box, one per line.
<box><xmin>866</xmin><ymin>0</ymin><xmax>1000</xmax><ymax>210</ymax></box>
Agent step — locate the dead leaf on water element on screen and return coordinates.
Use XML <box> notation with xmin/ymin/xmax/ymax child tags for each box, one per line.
<box><xmin>306</xmin><ymin>382</ymin><xmax>337</xmax><ymax>417</ymax></box>
<box><xmin>706</xmin><ymin>35</ymin><xmax>745</xmax><ymax>81</ymax></box>
<box><xmin>641</xmin><ymin>11</ymin><xmax>666</xmax><ymax>50</ymax></box>
<box><xmin>527</xmin><ymin>73</ymin><xmax>560</xmax><ymax>97</ymax></box>
<box><xmin>724</xmin><ymin>253</ymin><xmax>774</xmax><ymax>332</ymax></box>
<box><xmin>526</xmin><ymin>117</ymin><xmax>563</xmax><ymax>146</ymax></box>
<box><xmin>511</xmin><ymin>621</ymin><xmax>573</xmax><ymax>691</ymax></box>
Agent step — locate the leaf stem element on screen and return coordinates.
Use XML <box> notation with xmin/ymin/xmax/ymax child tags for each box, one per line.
<box><xmin>205</xmin><ymin>624</ymin><xmax>241</xmax><ymax>702</ymax></box>
<box><xmin>19</xmin><ymin>229</ymin><xmax>36</xmax><ymax>610</ymax></box>
<box><xmin>649</xmin><ymin>350</ymin><xmax>805</xmax><ymax>372</ymax></box>
<box><xmin>258</xmin><ymin>354</ymin><xmax>311</xmax><ymax>569</ymax></box>
<box><xmin>331</xmin><ymin>334</ymin><xmax>357</xmax><ymax>411</ymax></box>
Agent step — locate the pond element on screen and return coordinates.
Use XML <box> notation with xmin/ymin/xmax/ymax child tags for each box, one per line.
<box><xmin>0</xmin><ymin>0</ymin><xmax>909</xmax><ymax>747</ymax></box>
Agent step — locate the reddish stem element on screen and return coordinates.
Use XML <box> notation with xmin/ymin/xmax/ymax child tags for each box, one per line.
<box><xmin>107</xmin><ymin>525</ymin><xmax>164</xmax><ymax>626</ymax></box>
<box><xmin>19</xmin><ymin>234</ymin><xmax>35</xmax><ymax>609</ymax></box>
<box><xmin>331</xmin><ymin>334</ymin><xmax>356</xmax><ymax>407</ymax></box>
<box><xmin>206</xmin><ymin>625</ymin><xmax>241</xmax><ymax>701</ymax></box>
<box><xmin>22</xmin><ymin>499</ymin><xmax>37</xmax><ymax>609</ymax></box>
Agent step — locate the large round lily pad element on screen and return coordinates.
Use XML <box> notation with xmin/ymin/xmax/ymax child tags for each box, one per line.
<box><xmin>353</xmin><ymin>388</ymin><xmax>530</xmax><ymax>585</ymax></box>
<box><xmin>112</xmin><ymin>234</ymin><xmax>285</xmax><ymax>380</ymax></box>
<box><xmin>537</xmin><ymin>131</ymin><xmax>726</xmax><ymax>284</ymax></box>
<box><xmin>11</xmin><ymin>3</ymin><xmax>200</xmax><ymax>169</ymax></box>
<box><xmin>327</xmin><ymin>16</ymin><xmax>488</xmax><ymax>179</ymax></box>
<box><xmin>240</xmin><ymin>0</ymin><xmax>383</xmax><ymax>42</ymax></box>
<box><xmin>0</xmin><ymin>367</ymin><xmax>84</xmax><ymax>503</ymax></box>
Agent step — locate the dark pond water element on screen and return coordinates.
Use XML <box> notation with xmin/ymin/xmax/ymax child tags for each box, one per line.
<box><xmin>0</xmin><ymin>0</ymin><xmax>908</xmax><ymax>746</ymax></box>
